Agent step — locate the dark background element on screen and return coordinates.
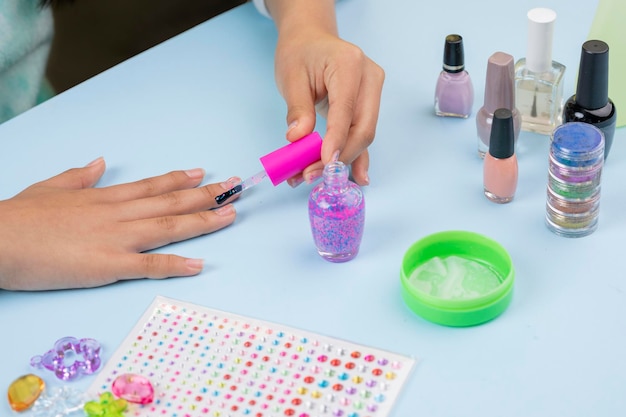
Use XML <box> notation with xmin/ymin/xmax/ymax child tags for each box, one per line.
<box><xmin>46</xmin><ymin>0</ymin><xmax>247</xmax><ymax>93</ymax></box>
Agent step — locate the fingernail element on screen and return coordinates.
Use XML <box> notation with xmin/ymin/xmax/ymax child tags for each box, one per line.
<box><xmin>287</xmin><ymin>120</ymin><xmax>299</xmax><ymax>131</ymax></box>
<box><xmin>331</xmin><ymin>150</ymin><xmax>341</xmax><ymax>162</ymax></box>
<box><xmin>287</xmin><ymin>174</ymin><xmax>305</xmax><ymax>188</ymax></box>
<box><xmin>214</xmin><ymin>204</ymin><xmax>235</xmax><ymax>216</ymax></box>
<box><xmin>185</xmin><ymin>258</ymin><xmax>204</xmax><ymax>271</ymax></box>
<box><xmin>362</xmin><ymin>173</ymin><xmax>370</xmax><ymax>186</ymax></box>
<box><xmin>305</xmin><ymin>170</ymin><xmax>322</xmax><ymax>184</ymax></box>
<box><xmin>184</xmin><ymin>168</ymin><xmax>205</xmax><ymax>179</ymax></box>
<box><xmin>220</xmin><ymin>177</ymin><xmax>241</xmax><ymax>190</ymax></box>
<box><xmin>85</xmin><ymin>156</ymin><xmax>104</xmax><ymax>167</ymax></box>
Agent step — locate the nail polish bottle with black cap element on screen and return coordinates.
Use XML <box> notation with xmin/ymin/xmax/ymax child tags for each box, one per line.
<box><xmin>484</xmin><ymin>108</ymin><xmax>518</xmax><ymax>204</ymax></box>
<box><xmin>563</xmin><ymin>40</ymin><xmax>617</xmax><ymax>159</ymax></box>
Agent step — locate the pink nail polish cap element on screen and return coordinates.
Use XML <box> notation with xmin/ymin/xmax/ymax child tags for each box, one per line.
<box><xmin>260</xmin><ymin>131</ymin><xmax>323</xmax><ymax>185</ymax></box>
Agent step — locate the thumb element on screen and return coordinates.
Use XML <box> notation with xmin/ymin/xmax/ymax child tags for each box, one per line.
<box><xmin>40</xmin><ymin>157</ymin><xmax>107</xmax><ymax>190</ymax></box>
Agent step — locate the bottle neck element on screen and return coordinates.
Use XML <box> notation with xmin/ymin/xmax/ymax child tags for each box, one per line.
<box><xmin>322</xmin><ymin>161</ymin><xmax>349</xmax><ymax>189</ymax></box>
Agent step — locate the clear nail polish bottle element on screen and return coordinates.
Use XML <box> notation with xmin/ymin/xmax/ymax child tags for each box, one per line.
<box><xmin>514</xmin><ymin>8</ymin><xmax>566</xmax><ymax>135</ymax></box>
<box><xmin>483</xmin><ymin>108</ymin><xmax>518</xmax><ymax>203</ymax></box>
<box><xmin>308</xmin><ymin>161</ymin><xmax>365</xmax><ymax>262</ymax></box>
<box><xmin>434</xmin><ymin>34</ymin><xmax>474</xmax><ymax>118</ymax></box>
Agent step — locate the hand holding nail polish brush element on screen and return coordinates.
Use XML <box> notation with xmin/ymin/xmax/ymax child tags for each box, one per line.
<box><xmin>215</xmin><ymin>131</ymin><xmax>323</xmax><ymax>204</ymax></box>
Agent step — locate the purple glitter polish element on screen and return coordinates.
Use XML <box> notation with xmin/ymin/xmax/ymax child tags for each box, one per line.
<box><xmin>308</xmin><ymin>161</ymin><xmax>365</xmax><ymax>263</ymax></box>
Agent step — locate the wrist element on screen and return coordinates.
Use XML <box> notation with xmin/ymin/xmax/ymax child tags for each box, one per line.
<box><xmin>265</xmin><ymin>0</ymin><xmax>337</xmax><ymax>37</ymax></box>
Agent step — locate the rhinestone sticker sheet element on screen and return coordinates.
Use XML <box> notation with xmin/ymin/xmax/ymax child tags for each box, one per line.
<box><xmin>89</xmin><ymin>296</ymin><xmax>415</xmax><ymax>417</ymax></box>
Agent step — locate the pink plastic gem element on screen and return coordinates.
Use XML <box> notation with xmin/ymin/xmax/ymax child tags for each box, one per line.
<box><xmin>111</xmin><ymin>373</ymin><xmax>154</xmax><ymax>404</ymax></box>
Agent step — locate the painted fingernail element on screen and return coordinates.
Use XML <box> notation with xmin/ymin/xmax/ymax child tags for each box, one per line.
<box><xmin>287</xmin><ymin>174</ymin><xmax>305</xmax><ymax>188</ymax></box>
<box><xmin>220</xmin><ymin>177</ymin><xmax>241</xmax><ymax>190</ymax></box>
<box><xmin>185</xmin><ymin>258</ymin><xmax>204</xmax><ymax>271</ymax></box>
<box><xmin>214</xmin><ymin>204</ymin><xmax>235</xmax><ymax>216</ymax></box>
<box><xmin>184</xmin><ymin>168</ymin><xmax>205</xmax><ymax>179</ymax></box>
<box><xmin>305</xmin><ymin>170</ymin><xmax>322</xmax><ymax>184</ymax></box>
<box><xmin>331</xmin><ymin>150</ymin><xmax>341</xmax><ymax>162</ymax></box>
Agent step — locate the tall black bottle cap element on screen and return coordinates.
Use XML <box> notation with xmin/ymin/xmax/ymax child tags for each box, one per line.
<box><xmin>443</xmin><ymin>34</ymin><xmax>465</xmax><ymax>73</ymax></box>
<box><xmin>489</xmin><ymin>108</ymin><xmax>515</xmax><ymax>159</ymax></box>
<box><xmin>575</xmin><ymin>40</ymin><xmax>610</xmax><ymax>110</ymax></box>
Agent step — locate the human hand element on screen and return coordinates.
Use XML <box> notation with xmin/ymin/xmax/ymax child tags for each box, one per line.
<box><xmin>0</xmin><ymin>157</ymin><xmax>239</xmax><ymax>291</ymax></box>
<box><xmin>271</xmin><ymin>3</ymin><xmax>384</xmax><ymax>186</ymax></box>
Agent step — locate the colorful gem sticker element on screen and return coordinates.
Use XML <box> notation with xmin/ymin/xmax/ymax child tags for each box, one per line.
<box><xmin>89</xmin><ymin>296</ymin><xmax>415</xmax><ymax>417</ymax></box>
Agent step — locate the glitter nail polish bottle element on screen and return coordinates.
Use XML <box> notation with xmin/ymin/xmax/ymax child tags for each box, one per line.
<box><xmin>434</xmin><ymin>34</ymin><xmax>474</xmax><ymax>118</ymax></box>
<box><xmin>308</xmin><ymin>161</ymin><xmax>365</xmax><ymax>262</ymax></box>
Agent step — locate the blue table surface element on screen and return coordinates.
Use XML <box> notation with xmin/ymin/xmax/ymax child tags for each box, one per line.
<box><xmin>2</xmin><ymin>1</ymin><xmax>625</xmax><ymax>416</ymax></box>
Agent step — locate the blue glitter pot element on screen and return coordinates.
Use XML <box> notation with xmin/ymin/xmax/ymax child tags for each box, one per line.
<box><xmin>400</xmin><ymin>231</ymin><xmax>515</xmax><ymax>327</ymax></box>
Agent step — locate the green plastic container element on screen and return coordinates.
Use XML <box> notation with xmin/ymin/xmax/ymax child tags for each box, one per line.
<box><xmin>400</xmin><ymin>231</ymin><xmax>515</xmax><ymax>327</ymax></box>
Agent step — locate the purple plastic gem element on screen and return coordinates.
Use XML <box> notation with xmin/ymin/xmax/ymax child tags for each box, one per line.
<box><xmin>30</xmin><ymin>337</ymin><xmax>101</xmax><ymax>381</ymax></box>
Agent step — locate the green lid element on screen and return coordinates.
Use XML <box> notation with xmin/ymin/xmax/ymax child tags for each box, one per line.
<box><xmin>400</xmin><ymin>231</ymin><xmax>515</xmax><ymax>327</ymax></box>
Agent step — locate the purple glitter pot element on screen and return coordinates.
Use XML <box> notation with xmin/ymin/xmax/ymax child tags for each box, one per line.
<box><xmin>400</xmin><ymin>231</ymin><xmax>514</xmax><ymax>327</ymax></box>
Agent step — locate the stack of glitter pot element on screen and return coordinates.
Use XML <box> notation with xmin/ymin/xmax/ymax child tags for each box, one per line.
<box><xmin>545</xmin><ymin>122</ymin><xmax>604</xmax><ymax>237</ymax></box>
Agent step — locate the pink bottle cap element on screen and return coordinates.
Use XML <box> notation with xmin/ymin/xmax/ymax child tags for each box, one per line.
<box><xmin>260</xmin><ymin>131</ymin><xmax>323</xmax><ymax>185</ymax></box>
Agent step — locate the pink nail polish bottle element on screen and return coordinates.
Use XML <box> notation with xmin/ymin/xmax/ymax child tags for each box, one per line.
<box><xmin>308</xmin><ymin>160</ymin><xmax>365</xmax><ymax>262</ymax></box>
<box><xmin>434</xmin><ymin>34</ymin><xmax>474</xmax><ymax>118</ymax></box>
<box><xmin>483</xmin><ymin>108</ymin><xmax>518</xmax><ymax>204</ymax></box>
<box><xmin>477</xmin><ymin>52</ymin><xmax>521</xmax><ymax>158</ymax></box>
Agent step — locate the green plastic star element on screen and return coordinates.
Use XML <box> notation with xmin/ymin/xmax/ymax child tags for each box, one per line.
<box><xmin>84</xmin><ymin>392</ymin><xmax>128</xmax><ymax>417</ymax></box>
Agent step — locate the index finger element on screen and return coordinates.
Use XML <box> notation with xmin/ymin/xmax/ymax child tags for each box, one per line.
<box><xmin>323</xmin><ymin>56</ymin><xmax>363</xmax><ymax>164</ymax></box>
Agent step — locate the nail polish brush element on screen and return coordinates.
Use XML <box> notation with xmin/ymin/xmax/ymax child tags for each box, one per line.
<box><xmin>215</xmin><ymin>131</ymin><xmax>323</xmax><ymax>204</ymax></box>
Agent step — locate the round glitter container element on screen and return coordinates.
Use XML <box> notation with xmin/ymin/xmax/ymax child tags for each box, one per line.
<box><xmin>400</xmin><ymin>231</ymin><xmax>514</xmax><ymax>327</ymax></box>
<box><xmin>545</xmin><ymin>122</ymin><xmax>604</xmax><ymax>237</ymax></box>
<box><xmin>549</xmin><ymin>122</ymin><xmax>605</xmax><ymax>166</ymax></box>
<box><xmin>548</xmin><ymin>169</ymin><xmax>601</xmax><ymax>200</ymax></box>
<box><xmin>547</xmin><ymin>186</ymin><xmax>600</xmax><ymax>214</ymax></box>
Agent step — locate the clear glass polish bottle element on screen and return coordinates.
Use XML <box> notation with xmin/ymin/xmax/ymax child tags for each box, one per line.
<box><xmin>514</xmin><ymin>8</ymin><xmax>566</xmax><ymax>135</ymax></box>
<box><xmin>308</xmin><ymin>161</ymin><xmax>365</xmax><ymax>263</ymax></box>
<box><xmin>484</xmin><ymin>108</ymin><xmax>518</xmax><ymax>204</ymax></box>
<box><xmin>435</xmin><ymin>34</ymin><xmax>474</xmax><ymax>118</ymax></box>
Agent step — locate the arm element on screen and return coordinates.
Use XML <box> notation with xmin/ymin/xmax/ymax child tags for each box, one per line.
<box><xmin>262</xmin><ymin>0</ymin><xmax>384</xmax><ymax>186</ymax></box>
<box><xmin>0</xmin><ymin>157</ymin><xmax>240</xmax><ymax>291</ymax></box>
